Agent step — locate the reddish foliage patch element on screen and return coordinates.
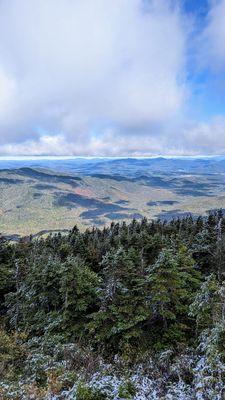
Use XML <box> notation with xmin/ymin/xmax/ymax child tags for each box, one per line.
<box><xmin>73</xmin><ymin>187</ymin><xmax>94</xmax><ymax>197</ymax></box>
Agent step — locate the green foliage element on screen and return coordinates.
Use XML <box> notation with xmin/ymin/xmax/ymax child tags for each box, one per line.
<box><xmin>147</xmin><ymin>245</ymin><xmax>201</xmax><ymax>347</ymax></box>
<box><xmin>1</xmin><ymin>211</ymin><xmax>225</xmax><ymax>395</ymax></box>
<box><xmin>88</xmin><ymin>247</ymin><xmax>149</xmax><ymax>352</ymax></box>
<box><xmin>190</xmin><ymin>274</ymin><xmax>220</xmax><ymax>331</ymax></box>
<box><xmin>190</xmin><ymin>274</ymin><xmax>225</xmax><ymax>364</ymax></box>
<box><xmin>59</xmin><ymin>256</ymin><xmax>101</xmax><ymax>335</ymax></box>
<box><xmin>0</xmin><ymin>237</ymin><xmax>14</xmax><ymax>314</ymax></box>
<box><xmin>0</xmin><ymin>329</ymin><xmax>26</xmax><ymax>379</ymax></box>
<box><xmin>118</xmin><ymin>380</ymin><xmax>136</xmax><ymax>399</ymax></box>
<box><xmin>76</xmin><ymin>382</ymin><xmax>107</xmax><ymax>400</ymax></box>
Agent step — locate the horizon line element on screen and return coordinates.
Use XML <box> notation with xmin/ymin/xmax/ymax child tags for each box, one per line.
<box><xmin>0</xmin><ymin>154</ymin><xmax>225</xmax><ymax>160</ymax></box>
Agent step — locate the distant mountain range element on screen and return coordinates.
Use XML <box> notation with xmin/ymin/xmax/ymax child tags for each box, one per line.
<box><xmin>1</xmin><ymin>156</ymin><xmax>225</xmax><ymax>175</ymax></box>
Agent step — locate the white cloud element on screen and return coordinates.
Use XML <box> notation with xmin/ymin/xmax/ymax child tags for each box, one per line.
<box><xmin>202</xmin><ymin>0</ymin><xmax>225</xmax><ymax>69</ymax></box>
<box><xmin>1</xmin><ymin>115</ymin><xmax>225</xmax><ymax>157</ymax></box>
<box><xmin>0</xmin><ymin>0</ymin><xmax>188</xmax><ymax>155</ymax></box>
<box><xmin>0</xmin><ymin>67</ymin><xmax>17</xmax><ymax>120</ymax></box>
<box><xmin>180</xmin><ymin>117</ymin><xmax>225</xmax><ymax>155</ymax></box>
<box><xmin>0</xmin><ymin>130</ymin><xmax>165</xmax><ymax>156</ymax></box>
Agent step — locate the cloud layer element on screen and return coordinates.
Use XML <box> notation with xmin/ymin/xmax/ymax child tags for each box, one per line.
<box><xmin>0</xmin><ymin>0</ymin><xmax>224</xmax><ymax>156</ymax></box>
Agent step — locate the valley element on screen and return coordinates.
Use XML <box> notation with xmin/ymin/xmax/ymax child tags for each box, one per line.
<box><xmin>0</xmin><ymin>157</ymin><xmax>225</xmax><ymax>237</ymax></box>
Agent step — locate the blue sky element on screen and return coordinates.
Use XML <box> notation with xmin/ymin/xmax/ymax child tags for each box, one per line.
<box><xmin>0</xmin><ymin>0</ymin><xmax>225</xmax><ymax>156</ymax></box>
<box><xmin>183</xmin><ymin>0</ymin><xmax>209</xmax><ymax>18</ymax></box>
<box><xmin>185</xmin><ymin>0</ymin><xmax>225</xmax><ymax>120</ymax></box>
<box><xmin>182</xmin><ymin>0</ymin><xmax>225</xmax><ymax>121</ymax></box>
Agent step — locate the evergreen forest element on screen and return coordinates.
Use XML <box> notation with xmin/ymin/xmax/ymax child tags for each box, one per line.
<box><xmin>1</xmin><ymin>211</ymin><xmax>225</xmax><ymax>399</ymax></box>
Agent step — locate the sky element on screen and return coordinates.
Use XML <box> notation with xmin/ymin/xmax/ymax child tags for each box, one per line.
<box><xmin>0</xmin><ymin>0</ymin><xmax>225</xmax><ymax>157</ymax></box>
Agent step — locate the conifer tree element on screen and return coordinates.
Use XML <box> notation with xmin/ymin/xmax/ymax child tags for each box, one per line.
<box><xmin>59</xmin><ymin>256</ymin><xmax>101</xmax><ymax>336</ymax></box>
<box><xmin>147</xmin><ymin>246</ymin><xmax>201</xmax><ymax>348</ymax></box>
<box><xmin>89</xmin><ymin>247</ymin><xmax>148</xmax><ymax>353</ymax></box>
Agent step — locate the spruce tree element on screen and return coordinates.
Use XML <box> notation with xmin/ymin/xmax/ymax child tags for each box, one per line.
<box><xmin>147</xmin><ymin>246</ymin><xmax>201</xmax><ymax>348</ymax></box>
<box><xmin>89</xmin><ymin>247</ymin><xmax>148</xmax><ymax>354</ymax></box>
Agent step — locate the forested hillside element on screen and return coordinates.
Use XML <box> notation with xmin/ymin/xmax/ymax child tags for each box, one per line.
<box><xmin>2</xmin><ymin>161</ymin><xmax>225</xmax><ymax>238</ymax></box>
<box><xmin>0</xmin><ymin>212</ymin><xmax>225</xmax><ymax>399</ymax></box>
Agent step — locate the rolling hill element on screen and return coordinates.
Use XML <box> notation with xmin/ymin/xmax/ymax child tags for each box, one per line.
<box><xmin>1</xmin><ymin>157</ymin><xmax>225</xmax><ymax>238</ymax></box>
